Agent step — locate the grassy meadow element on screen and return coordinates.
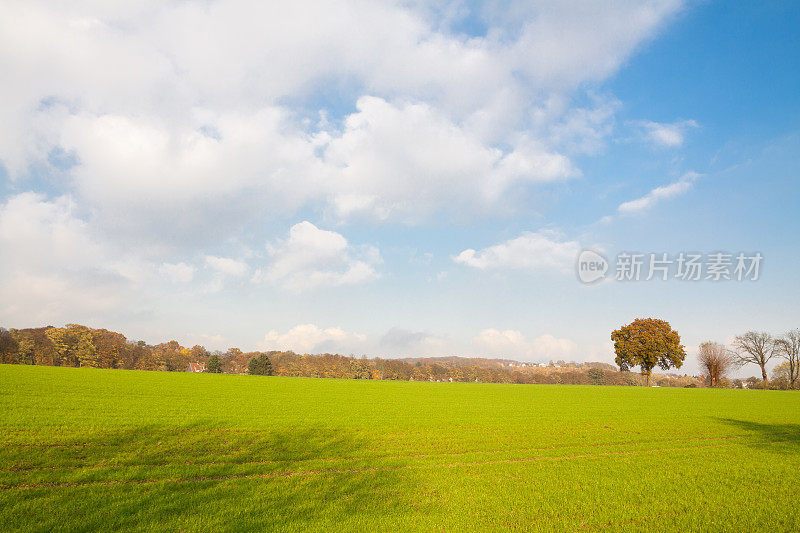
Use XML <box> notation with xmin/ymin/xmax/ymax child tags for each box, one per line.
<box><xmin>1</xmin><ymin>364</ymin><xmax>799</xmax><ymax>531</ymax></box>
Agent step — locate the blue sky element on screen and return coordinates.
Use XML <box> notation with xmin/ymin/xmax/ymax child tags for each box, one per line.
<box><xmin>0</xmin><ymin>0</ymin><xmax>798</xmax><ymax>376</ymax></box>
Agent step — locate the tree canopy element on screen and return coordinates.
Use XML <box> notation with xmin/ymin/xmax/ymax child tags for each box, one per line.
<box><xmin>206</xmin><ymin>354</ymin><xmax>222</xmax><ymax>373</ymax></box>
<box><xmin>0</xmin><ymin>323</ymin><xmax>705</xmax><ymax>387</ymax></box>
<box><xmin>775</xmin><ymin>329</ymin><xmax>800</xmax><ymax>389</ymax></box>
<box><xmin>248</xmin><ymin>353</ymin><xmax>273</xmax><ymax>376</ymax></box>
<box><xmin>611</xmin><ymin>318</ymin><xmax>686</xmax><ymax>385</ymax></box>
<box><xmin>732</xmin><ymin>331</ymin><xmax>776</xmax><ymax>387</ymax></box>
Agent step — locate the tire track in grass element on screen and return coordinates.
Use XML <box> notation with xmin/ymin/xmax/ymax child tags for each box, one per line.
<box><xmin>0</xmin><ymin>434</ymin><xmax>751</xmax><ymax>473</ymax></box>
<box><xmin>0</xmin><ymin>430</ymin><xmax>745</xmax><ymax>448</ymax></box>
<box><xmin>1</xmin><ymin>439</ymin><xmax>789</xmax><ymax>491</ymax></box>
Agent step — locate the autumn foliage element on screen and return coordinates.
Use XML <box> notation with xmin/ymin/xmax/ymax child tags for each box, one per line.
<box><xmin>0</xmin><ymin>324</ymin><xmax>704</xmax><ymax>387</ymax></box>
<box><xmin>611</xmin><ymin>318</ymin><xmax>686</xmax><ymax>385</ymax></box>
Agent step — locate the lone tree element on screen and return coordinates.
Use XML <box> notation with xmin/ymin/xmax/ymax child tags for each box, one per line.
<box><xmin>775</xmin><ymin>329</ymin><xmax>800</xmax><ymax>389</ymax></box>
<box><xmin>697</xmin><ymin>341</ymin><xmax>735</xmax><ymax>387</ymax></box>
<box><xmin>732</xmin><ymin>331</ymin><xmax>775</xmax><ymax>388</ymax></box>
<box><xmin>248</xmin><ymin>353</ymin><xmax>273</xmax><ymax>376</ymax></box>
<box><xmin>206</xmin><ymin>354</ymin><xmax>222</xmax><ymax>373</ymax></box>
<box><xmin>611</xmin><ymin>318</ymin><xmax>686</xmax><ymax>386</ymax></box>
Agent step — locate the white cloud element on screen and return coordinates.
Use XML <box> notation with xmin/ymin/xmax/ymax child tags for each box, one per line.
<box><xmin>472</xmin><ymin>329</ymin><xmax>578</xmax><ymax>361</ymax></box>
<box><xmin>159</xmin><ymin>262</ymin><xmax>194</xmax><ymax>283</ymax></box>
<box><xmin>0</xmin><ymin>193</ymin><xmax>145</xmax><ymax>322</ymax></box>
<box><xmin>617</xmin><ymin>171</ymin><xmax>700</xmax><ymax>216</ymax></box>
<box><xmin>637</xmin><ymin>119</ymin><xmax>698</xmax><ymax>148</ymax></box>
<box><xmin>531</xmin><ymin>334</ymin><xmax>581</xmax><ymax>361</ymax></box>
<box><xmin>0</xmin><ymin>193</ymin><xmax>99</xmax><ymax>270</ymax></box>
<box><xmin>546</xmin><ymin>96</ymin><xmax>620</xmax><ymax>154</ymax></box>
<box><xmin>454</xmin><ymin>229</ymin><xmax>580</xmax><ymax>273</ymax></box>
<box><xmin>325</xmin><ymin>96</ymin><xmax>576</xmax><ymax>221</ymax></box>
<box><xmin>58</xmin><ymin>109</ymin><xmax>329</xmax><ymax>242</ymax></box>
<box><xmin>254</xmin><ymin>221</ymin><xmax>380</xmax><ymax>291</ymax></box>
<box><xmin>201</xmin><ymin>255</ymin><xmax>249</xmax><ymax>293</ymax></box>
<box><xmin>0</xmin><ymin>0</ymin><xmax>692</xmax><ymax>345</ymax></box>
<box><xmin>503</xmin><ymin>0</ymin><xmax>683</xmax><ymax>88</ymax></box>
<box><xmin>0</xmin><ymin>0</ymin><xmax>685</xmax><ymax>237</ymax></box>
<box><xmin>259</xmin><ymin>324</ymin><xmax>367</xmax><ymax>354</ymax></box>
<box><xmin>205</xmin><ymin>255</ymin><xmax>248</xmax><ymax>277</ymax></box>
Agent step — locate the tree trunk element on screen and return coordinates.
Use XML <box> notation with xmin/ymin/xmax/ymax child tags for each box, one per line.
<box><xmin>644</xmin><ymin>371</ymin><xmax>651</xmax><ymax>387</ymax></box>
<box><xmin>760</xmin><ymin>365</ymin><xmax>768</xmax><ymax>388</ymax></box>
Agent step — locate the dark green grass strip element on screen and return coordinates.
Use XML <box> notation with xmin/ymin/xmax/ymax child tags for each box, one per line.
<box><xmin>1</xmin><ymin>438</ymin><xmax>788</xmax><ymax>491</ymax></box>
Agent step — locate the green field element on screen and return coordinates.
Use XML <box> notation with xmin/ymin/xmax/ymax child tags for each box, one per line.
<box><xmin>1</xmin><ymin>365</ymin><xmax>799</xmax><ymax>531</ymax></box>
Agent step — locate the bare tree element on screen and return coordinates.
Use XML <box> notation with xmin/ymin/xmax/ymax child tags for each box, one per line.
<box><xmin>732</xmin><ymin>332</ymin><xmax>776</xmax><ymax>388</ymax></box>
<box><xmin>775</xmin><ymin>329</ymin><xmax>800</xmax><ymax>389</ymax></box>
<box><xmin>697</xmin><ymin>341</ymin><xmax>735</xmax><ymax>387</ymax></box>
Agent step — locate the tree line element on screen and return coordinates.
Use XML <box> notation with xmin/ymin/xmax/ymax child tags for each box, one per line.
<box><xmin>698</xmin><ymin>330</ymin><xmax>799</xmax><ymax>390</ymax></box>
<box><xmin>0</xmin><ymin>324</ymin><xmax>704</xmax><ymax>386</ymax></box>
<box><xmin>0</xmin><ymin>324</ymin><xmax>263</xmax><ymax>373</ymax></box>
<box><xmin>610</xmin><ymin>318</ymin><xmax>799</xmax><ymax>390</ymax></box>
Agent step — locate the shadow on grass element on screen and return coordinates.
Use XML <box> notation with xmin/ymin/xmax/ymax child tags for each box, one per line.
<box><xmin>3</xmin><ymin>424</ymin><xmax>380</xmax><ymax>467</ymax></box>
<box><xmin>716</xmin><ymin>418</ymin><xmax>800</xmax><ymax>453</ymax></box>
<box><xmin>1</xmin><ymin>425</ymin><xmax>422</xmax><ymax>531</ymax></box>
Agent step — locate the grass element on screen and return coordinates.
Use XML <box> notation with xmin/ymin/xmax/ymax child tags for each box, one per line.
<box><xmin>0</xmin><ymin>364</ymin><xmax>799</xmax><ymax>532</ymax></box>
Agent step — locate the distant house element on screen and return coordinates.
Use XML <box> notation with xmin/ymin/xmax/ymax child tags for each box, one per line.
<box><xmin>187</xmin><ymin>361</ymin><xmax>205</xmax><ymax>373</ymax></box>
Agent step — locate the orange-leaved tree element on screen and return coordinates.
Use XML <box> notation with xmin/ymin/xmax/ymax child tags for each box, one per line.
<box><xmin>611</xmin><ymin>318</ymin><xmax>686</xmax><ymax>386</ymax></box>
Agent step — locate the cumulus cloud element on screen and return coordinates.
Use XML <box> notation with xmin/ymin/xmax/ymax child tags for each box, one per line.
<box><xmin>254</xmin><ymin>221</ymin><xmax>381</xmax><ymax>291</ymax></box>
<box><xmin>472</xmin><ymin>329</ymin><xmax>578</xmax><ymax>361</ymax></box>
<box><xmin>325</xmin><ymin>97</ymin><xmax>576</xmax><ymax>221</ymax></box>
<box><xmin>636</xmin><ymin>119</ymin><xmax>698</xmax><ymax>148</ymax></box>
<box><xmin>259</xmin><ymin>324</ymin><xmax>367</xmax><ymax>354</ymax></box>
<box><xmin>58</xmin><ymin>109</ymin><xmax>329</xmax><ymax>238</ymax></box>
<box><xmin>453</xmin><ymin>230</ymin><xmax>580</xmax><ymax>273</ymax></box>
<box><xmin>617</xmin><ymin>171</ymin><xmax>700</xmax><ymax>216</ymax></box>
<box><xmin>159</xmin><ymin>262</ymin><xmax>195</xmax><ymax>283</ymax></box>
<box><xmin>0</xmin><ymin>0</ymin><xmax>685</xmax><ymax>239</ymax></box>
<box><xmin>0</xmin><ymin>0</ymin><xmax>690</xmax><ymax>346</ymax></box>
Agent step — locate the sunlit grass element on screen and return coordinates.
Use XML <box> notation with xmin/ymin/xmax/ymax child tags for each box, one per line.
<box><xmin>1</xmin><ymin>364</ymin><xmax>798</xmax><ymax>531</ymax></box>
